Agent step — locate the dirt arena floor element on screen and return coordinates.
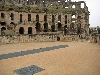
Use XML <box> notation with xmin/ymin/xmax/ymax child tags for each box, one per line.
<box><xmin>0</xmin><ymin>41</ymin><xmax>100</xmax><ymax>75</ymax></box>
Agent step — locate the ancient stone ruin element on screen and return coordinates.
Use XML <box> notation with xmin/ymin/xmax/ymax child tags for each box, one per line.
<box><xmin>0</xmin><ymin>0</ymin><xmax>90</xmax><ymax>43</ymax></box>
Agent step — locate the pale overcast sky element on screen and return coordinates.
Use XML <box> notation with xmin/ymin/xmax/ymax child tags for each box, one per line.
<box><xmin>71</xmin><ymin>0</ymin><xmax>100</xmax><ymax>27</ymax></box>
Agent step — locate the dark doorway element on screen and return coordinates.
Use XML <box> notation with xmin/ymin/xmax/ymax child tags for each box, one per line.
<box><xmin>44</xmin><ymin>23</ymin><xmax>48</xmax><ymax>32</ymax></box>
<box><xmin>52</xmin><ymin>15</ymin><xmax>55</xmax><ymax>22</ymax></box>
<box><xmin>58</xmin><ymin>23</ymin><xmax>62</xmax><ymax>31</ymax></box>
<box><xmin>44</xmin><ymin>15</ymin><xmax>47</xmax><ymax>21</ymax></box>
<box><xmin>36</xmin><ymin>14</ymin><xmax>39</xmax><ymax>21</ymax></box>
<box><xmin>36</xmin><ymin>22</ymin><xmax>41</xmax><ymax>32</ymax></box>
<box><xmin>65</xmin><ymin>15</ymin><xmax>67</xmax><ymax>24</ymax></box>
<box><xmin>57</xmin><ymin>36</ymin><xmax>60</xmax><ymax>41</ymax></box>
<box><xmin>1</xmin><ymin>13</ymin><xmax>5</xmax><ymax>18</ymax></box>
<box><xmin>28</xmin><ymin>27</ymin><xmax>32</xmax><ymax>34</ymax></box>
<box><xmin>10</xmin><ymin>13</ymin><xmax>14</xmax><ymax>20</ymax></box>
<box><xmin>28</xmin><ymin>14</ymin><xmax>31</xmax><ymax>21</ymax></box>
<box><xmin>1</xmin><ymin>27</ymin><xmax>6</xmax><ymax>35</ymax></box>
<box><xmin>20</xmin><ymin>14</ymin><xmax>22</xmax><ymax>22</ymax></box>
<box><xmin>19</xmin><ymin>27</ymin><xmax>24</xmax><ymax>34</ymax></box>
<box><xmin>51</xmin><ymin>25</ymin><xmax>55</xmax><ymax>32</ymax></box>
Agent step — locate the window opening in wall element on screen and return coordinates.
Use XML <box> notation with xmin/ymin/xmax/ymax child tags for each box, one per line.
<box><xmin>44</xmin><ymin>15</ymin><xmax>47</xmax><ymax>21</ymax></box>
<box><xmin>64</xmin><ymin>25</ymin><xmax>67</xmax><ymax>29</ymax></box>
<box><xmin>65</xmin><ymin>15</ymin><xmax>67</xmax><ymax>24</ymax></box>
<box><xmin>1</xmin><ymin>27</ymin><xmax>6</xmax><ymax>35</ymax></box>
<box><xmin>19</xmin><ymin>27</ymin><xmax>24</xmax><ymax>34</ymax></box>
<box><xmin>1</xmin><ymin>22</ymin><xmax>6</xmax><ymax>25</ymax></box>
<box><xmin>81</xmin><ymin>3</ymin><xmax>84</xmax><ymax>8</ymax></box>
<box><xmin>1</xmin><ymin>13</ymin><xmax>5</xmax><ymax>18</ymax></box>
<box><xmin>20</xmin><ymin>14</ymin><xmax>22</xmax><ymax>22</ymax></box>
<box><xmin>10</xmin><ymin>22</ymin><xmax>15</xmax><ymax>25</ymax></box>
<box><xmin>52</xmin><ymin>15</ymin><xmax>55</xmax><ymax>22</ymax></box>
<box><xmin>65</xmin><ymin>6</ymin><xmax>68</xmax><ymax>8</ymax></box>
<box><xmin>58</xmin><ymin>22</ymin><xmax>62</xmax><ymax>30</ymax></box>
<box><xmin>44</xmin><ymin>22</ymin><xmax>48</xmax><ymax>32</ymax></box>
<box><xmin>72</xmin><ymin>5</ymin><xmax>75</xmax><ymax>8</ymax></box>
<box><xmin>10</xmin><ymin>13</ymin><xmax>14</xmax><ymax>20</ymax></box>
<box><xmin>36</xmin><ymin>22</ymin><xmax>41</xmax><ymax>32</ymax></box>
<box><xmin>28</xmin><ymin>27</ymin><xmax>32</xmax><ymax>34</ymax></box>
<box><xmin>72</xmin><ymin>15</ymin><xmax>75</xmax><ymax>18</ymax></box>
<box><xmin>70</xmin><ymin>23</ymin><xmax>74</xmax><ymax>29</ymax></box>
<box><xmin>51</xmin><ymin>25</ymin><xmax>55</xmax><ymax>32</ymax></box>
<box><xmin>28</xmin><ymin>14</ymin><xmax>31</xmax><ymax>21</ymax></box>
<box><xmin>36</xmin><ymin>14</ymin><xmax>39</xmax><ymax>21</ymax></box>
<box><xmin>57</xmin><ymin>36</ymin><xmax>60</xmax><ymax>41</ymax></box>
<box><xmin>58</xmin><ymin>15</ymin><xmax>61</xmax><ymax>22</ymax></box>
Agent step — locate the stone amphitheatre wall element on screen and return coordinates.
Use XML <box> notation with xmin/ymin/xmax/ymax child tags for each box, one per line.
<box><xmin>0</xmin><ymin>34</ymin><xmax>79</xmax><ymax>44</ymax></box>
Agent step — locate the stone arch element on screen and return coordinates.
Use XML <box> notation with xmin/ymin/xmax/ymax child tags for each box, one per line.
<box><xmin>1</xmin><ymin>27</ymin><xmax>6</xmax><ymax>35</ymax></box>
<box><xmin>19</xmin><ymin>27</ymin><xmax>24</xmax><ymax>34</ymax></box>
<box><xmin>36</xmin><ymin>22</ymin><xmax>41</xmax><ymax>32</ymax></box>
<box><xmin>28</xmin><ymin>27</ymin><xmax>32</xmax><ymax>34</ymax></box>
<box><xmin>10</xmin><ymin>22</ymin><xmax>15</xmax><ymax>25</ymax></box>
<box><xmin>58</xmin><ymin>23</ymin><xmax>62</xmax><ymax>31</ymax></box>
<box><xmin>44</xmin><ymin>22</ymin><xmax>48</xmax><ymax>32</ymax></box>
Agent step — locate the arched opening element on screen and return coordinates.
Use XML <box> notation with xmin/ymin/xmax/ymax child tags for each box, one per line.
<box><xmin>10</xmin><ymin>22</ymin><xmax>15</xmax><ymax>25</ymax></box>
<box><xmin>52</xmin><ymin>15</ymin><xmax>55</xmax><ymax>22</ymax></box>
<box><xmin>58</xmin><ymin>23</ymin><xmax>62</xmax><ymax>31</ymax></box>
<box><xmin>36</xmin><ymin>14</ymin><xmax>39</xmax><ymax>21</ymax></box>
<box><xmin>1</xmin><ymin>22</ymin><xmax>6</xmax><ymax>26</ymax></box>
<box><xmin>28</xmin><ymin>14</ymin><xmax>31</xmax><ymax>21</ymax></box>
<box><xmin>44</xmin><ymin>22</ymin><xmax>48</xmax><ymax>32</ymax></box>
<box><xmin>10</xmin><ymin>13</ymin><xmax>14</xmax><ymax>20</ymax></box>
<box><xmin>1</xmin><ymin>27</ymin><xmax>6</xmax><ymax>35</ymax></box>
<box><xmin>28</xmin><ymin>27</ymin><xmax>32</xmax><ymax>34</ymax></box>
<box><xmin>1</xmin><ymin>13</ymin><xmax>5</xmax><ymax>18</ymax></box>
<box><xmin>57</xmin><ymin>36</ymin><xmax>60</xmax><ymax>41</ymax></box>
<box><xmin>19</xmin><ymin>27</ymin><xmax>24</xmax><ymax>34</ymax></box>
<box><xmin>64</xmin><ymin>25</ymin><xmax>67</xmax><ymax>29</ymax></box>
<box><xmin>70</xmin><ymin>23</ymin><xmax>74</xmax><ymax>30</ymax></box>
<box><xmin>51</xmin><ymin>25</ymin><xmax>55</xmax><ymax>32</ymax></box>
<box><xmin>58</xmin><ymin>15</ymin><xmax>61</xmax><ymax>22</ymax></box>
<box><xmin>44</xmin><ymin>15</ymin><xmax>47</xmax><ymax>21</ymax></box>
<box><xmin>36</xmin><ymin>22</ymin><xmax>41</xmax><ymax>32</ymax></box>
<box><xmin>65</xmin><ymin>15</ymin><xmax>67</xmax><ymax>24</ymax></box>
<box><xmin>64</xmin><ymin>25</ymin><xmax>68</xmax><ymax>35</ymax></box>
<box><xmin>20</xmin><ymin>14</ymin><xmax>22</xmax><ymax>22</ymax></box>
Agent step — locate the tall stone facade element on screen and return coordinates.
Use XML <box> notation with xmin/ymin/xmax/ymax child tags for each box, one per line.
<box><xmin>0</xmin><ymin>0</ymin><xmax>90</xmax><ymax>37</ymax></box>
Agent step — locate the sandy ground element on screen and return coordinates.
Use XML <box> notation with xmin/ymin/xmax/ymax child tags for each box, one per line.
<box><xmin>0</xmin><ymin>41</ymin><xmax>100</xmax><ymax>75</ymax></box>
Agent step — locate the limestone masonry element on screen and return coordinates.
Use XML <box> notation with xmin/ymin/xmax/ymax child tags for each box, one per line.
<box><xmin>0</xmin><ymin>0</ymin><xmax>90</xmax><ymax>43</ymax></box>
